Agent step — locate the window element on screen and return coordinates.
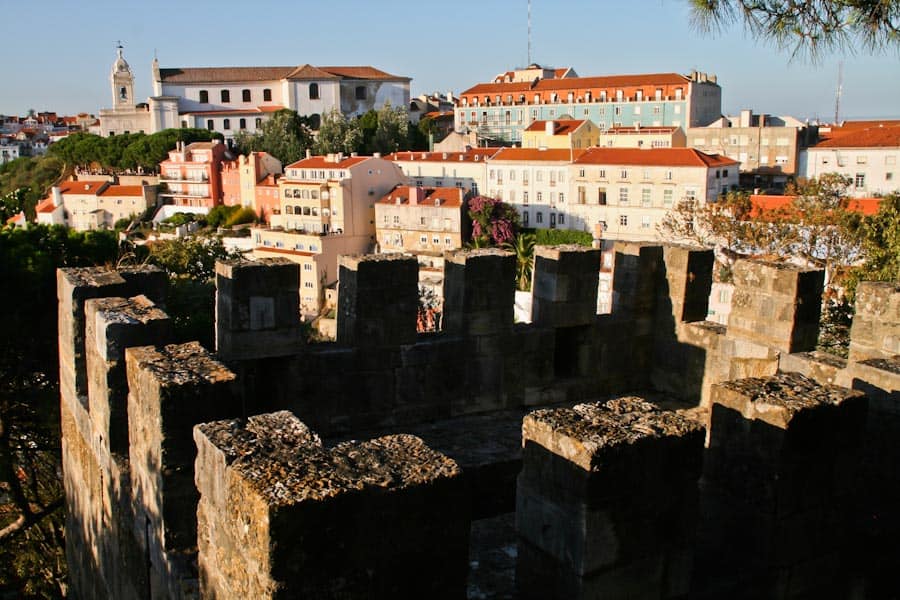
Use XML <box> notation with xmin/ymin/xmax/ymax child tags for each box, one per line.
<box><xmin>445</xmin><ymin>237</ymin><xmax>452</xmax><ymax>247</ymax></box>
<box><xmin>619</xmin><ymin>215</ymin><xmax>628</xmax><ymax>226</ymax></box>
<box><xmin>887</xmin><ymin>172</ymin><xmax>894</xmax><ymax>181</ymax></box>
<box><xmin>242</xmin><ymin>89</ymin><xmax>251</xmax><ymax>102</ymax></box>
<box><xmin>579</xmin><ymin>168</ymin><xmax>586</xmax><ymax>178</ymax></box>
<box><xmin>523</xmin><ymin>211</ymin><xmax>529</xmax><ymax>225</ymax></box>
<box><xmin>558</xmin><ymin>192</ymin><xmax>565</xmax><ymax>203</ymax></box>
<box><xmin>536</xmin><ymin>211</ymin><xmax>543</xmax><ymax>224</ymax></box>
<box><xmin>355</xmin><ymin>86</ymin><xmax>367</xmax><ymax>100</ymax></box>
<box><xmin>665</xmin><ymin>170</ymin><xmax>673</xmax><ymax>180</ymax></box>
<box><xmin>181</xmin><ymin>120</ymin><xmax>188</xmax><ymax>128</ymax></box>
<box><xmin>207</xmin><ymin>119</ymin><xmax>214</xmax><ymax>130</ymax></box>
<box><xmin>537</xmin><ymin>192</ymin><xmax>543</xmax><ymax>203</ymax></box>
<box><xmin>239</xmin><ymin>118</ymin><xmax>246</xmax><ymax>129</ymax></box>
<box><xmin>598</xmin><ymin>169</ymin><xmax>606</xmax><ymax>179</ymax></box>
<box><xmin>641</xmin><ymin>215</ymin><xmax>651</xmax><ymax>229</ymax></box>
<box><xmin>577</xmin><ymin>186</ymin><xmax>586</xmax><ymax>204</ymax></box>
<box><xmin>856</xmin><ymin>156</ymin><xmax>868</xmax><ymax>165</ymax></box>
<box><xmin>223</xmin><ymin>119</ymin><xmax>231</xmax><ymax>130</ymax></box>
<box><xmin>620</xmin><ymin>169</ymin><xmax>628</xmax><ymax>179</ymax></box>
<box><xmin>304</xmin><ymin>263</ymin><xmax>313</xmax><ymax>271</ymax></box>
<box><xmin>855</xmin><ymin>173</ymin><xmax>866</xmax><ymax>187</ymax></box>
<box><xmin>255</xmin><ymin>118</ymin><xmax>263</xmax><ymax>127</ymax></box>
<box><xmin>309</xmin><ymin>83</ymin><xmax>319</xmax><ymax>99</ymax></box>
<box><xmin>558</xmin><ymin>213</ymin><xmax>565</xmax><ymax>225</ymax></box>
<box><xmin>598</xmin><ymin>188</ymin><xmax>607</xmax><ymax>205</ymax></box>
<box><xmin>420</xmin><ymin>235</ymin><xmax>428</xmax><ymax>245</ymax></box>
<box><xmin>523</xmin><ymin>191</ymin><xmax>529</xmax><ymax>205</ymax></box>
<box><xmin>550</xmin><ymin>213</ymin><xmax>556</xmax><ymax>228</ymax></box>
<box><xmin>619</xmin><ymin>188</ymin><xmax>628</xmax><ymax>204</ymax></box>
<box><xmin>221</xmin><ymin>90</ymin><xmax>230</xmax><ymax>103</ymax></box>
<box><xmin>199</xmin><ymin>90</ymin><xmax>209</xmax><ymax>103</ymax></box>
<box><xmin>641</xmin><ymin>188</ymin><xmax>651</xmax><ymax>207</ymax></box>
<box><xmin>263</xmin><ymin>89</ymin><xmax>272</xmax><ymax>101</ymax></box>
<box><xmin>663</xmin><ymin>189</ymin><xmax>673</xmax><ymax>207</ymax></box>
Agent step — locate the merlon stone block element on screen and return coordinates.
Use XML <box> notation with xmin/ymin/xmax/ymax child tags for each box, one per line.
<box><xmin>522</xmin><ymin>397</ymin><xmax>705</xmax><ymax>472</ymax></box>
<box><xmin>126</xmin><ymin>341</ymin><xmax>236</xmax><ymax>388</ymax></box>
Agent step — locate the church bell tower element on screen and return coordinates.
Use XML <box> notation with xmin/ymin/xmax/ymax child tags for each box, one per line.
<box><xmin>111</xmin><ymin>43</ymin><xmax>135</xmax><ymax>109</ymax></box>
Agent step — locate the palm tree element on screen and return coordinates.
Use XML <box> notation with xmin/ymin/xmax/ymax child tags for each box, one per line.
<box><xmin>504</xmin><ymin>232</ymin><xmax>535</xmax><ymax>291</ymax></box>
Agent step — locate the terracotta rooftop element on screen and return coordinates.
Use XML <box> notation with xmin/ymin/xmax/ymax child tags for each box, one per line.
<box><xmin>99</xmin><ymin>185</ymin><xmax>145</xmax><ymax>197</ymax></box>
<box><xmin>750</xmin><ymin>195</ymin><xmax>882</xmax><ymax>217</ymax></box>
<box><xmin>388</xmin><ymin>148</ymin><xmax>501</xmax><ymax>163</ymax></box>
<box><xmin>524</xmin><ymin>120</ymin><xmax>588</xmax><ymax>135</ymax></box>
<box><xmin>35</xmin><ymin>198</ymin><xmax>57</xmax><ymax>213</ymax></box>
<box><xmin>488</xmin><ymin>148</ymin><xmax>586</xmax><ymax>162</ymax></box>
<box><xmin>285</xmin><ymin>155</ymin><xmax>371</xmax><ymax>170</ymax></box>
<box><xmin>814</xmin><ymin>124</ymin><xmax>900</xmax><ymax>149</ymax></box>
<box><xmin>159</xmin><ymin>64</ymin><xmax>407</xmax><ymax>84</ymax></box>
<box><xmin>574</xmin><ymin>147</ymin><xmax>738</xmax><ymax>168</ymax></box>
<box><xmin>377</xmin><ymin>185</ymin><xmax>465</xmax><ymax>208</ymax></box>
<box><xmin>463</xmin><ymin>72</ymin><xmax>690</xmax><ymax>96</ymax></box>
<box><xmin>57</xmin><ymin>181</ymin><xmax>108</xmax><ymax>195</ymax></box>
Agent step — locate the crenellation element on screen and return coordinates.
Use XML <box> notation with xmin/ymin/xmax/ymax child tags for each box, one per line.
<box><xmin>848</xmin><ymin>281</ymin><xmax>900</xmax><ymax>361</ymax></box>
<box><xmin>57</xmin><ymin>244</ymin><xmax>899</xmax><ymax>599</ymax></box>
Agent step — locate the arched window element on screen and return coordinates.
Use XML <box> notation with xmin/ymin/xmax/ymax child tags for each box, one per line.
<box><xmin>355</xmin><ymin>86</ymin><xmax>366</xmax><ymax>100</ymax></box>
<box><xmin>255</xmin><ymin>118</ymin><xmax>262</xmax><ymax>127</ymax></box>
<box><xmin>294</xmin><ymin>205</ymin><xmax>302</xmax><ymax>215</ymax></box>
<box><xmin>242</xmin><ymin>89</ymin><xmax>251</xmax><ymax>102</ymax></box>
<box><xmin>119</xmin><ymin>87</ymin><xmax>127</xmax><ymax>101</ymax></box>
<box><xmin>239</xmin><ymin>118</ymin><xmax>246</xmax><ymax>129</ymax></box>
<box><xmin>309</xmin><ymin>83</ymin><xmax>319</xmax><ymax>100</ymax></box>
<box><xmin>221</xmin><ymin>90</ymin><xmax>230</xmax><ymax>103</ymax></box>
<box><xmin>199</xmin><ymin>90</ymin><xmax>209</xmax><ymax>103</ymax></box>
<box><xmin>285</xmin><ymin>206</ymin><xmax>293</xmax><ymax>214</ymax></box>
<box><xmin>309</xmin><ymin>113</ymin><xmax>321</xmax><ymax>130</ymax></box>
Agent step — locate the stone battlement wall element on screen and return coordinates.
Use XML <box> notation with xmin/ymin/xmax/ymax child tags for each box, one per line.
<box><xmin>57</xmin><ymin>244</ymin><xmax>900</xmax><ymax>599</ymax></box>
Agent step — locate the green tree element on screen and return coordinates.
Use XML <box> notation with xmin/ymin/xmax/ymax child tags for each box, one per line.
<box><xmin>233</xmin><ymin>109</ymin><xmax>312</xmax><ymax>164</ymax></box>
<box><xmin>357</xmin><ymin>109</ymin><xmax>379</xmax><ymax>154</ymax></box>
<box><xmin>373</xmin><ymin>102</ymin><xmax>409</xmax><ymax>154</ymax></box>
<box><xmin>847</xmin><ymin>192</ymin><xmax>900</xmax><ymax>287</ymax></box>
<box><xmin>313</xmin><ymin>109</ymin><xmax>363</xmax><ymax>155</ymax></box>
<box><xmin>689</xmin><ymin>0</ymin><xmax>899</xmax><ymax>59</ymax></box>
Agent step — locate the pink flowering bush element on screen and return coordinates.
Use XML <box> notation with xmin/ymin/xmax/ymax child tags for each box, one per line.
<box><xmin>467</xmin><ymin>196</ymin><xmax>520</xmax><ymax>247</ymax></box>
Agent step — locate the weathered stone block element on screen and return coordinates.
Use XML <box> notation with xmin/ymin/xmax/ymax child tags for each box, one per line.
<box><xmin>532</xmin><ymin>245</ymin><xmax>602</xmax><ymax>328</ymax></box>
<box><xmin>443</xmin><ymin>248</ymin><xmax>516</xmax><ymax>336</ymax></box>
<box><xmin>216</xmin><ymin>258</ymin><xmax>303</xmax><ymax>360</ymax></box>
<box><xmin>195</xmin><ymin>411</ymin><xmax>469</xmax><ymax>599</ymax></box>
<box><xmin>849</xmin><ymin>281</ymin><xmax>900</xmax><ymax>361</ymax></box>
<box><xmin>337</xmin><ymin>254</ymin><xmax>419</xmax><ymax>347</ymax></box>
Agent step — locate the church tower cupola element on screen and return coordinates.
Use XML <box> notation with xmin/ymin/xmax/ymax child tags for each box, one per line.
<box><xmin>111</xmin><ymin>43</ymin><xmax>135</xmax><ymax>108</ymax></box>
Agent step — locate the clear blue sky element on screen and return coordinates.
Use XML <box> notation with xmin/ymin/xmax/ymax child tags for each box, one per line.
<box><xmin>2</xmin><ymin>0</ymin><xmax>897</xmax><ymax>121</ymax></box>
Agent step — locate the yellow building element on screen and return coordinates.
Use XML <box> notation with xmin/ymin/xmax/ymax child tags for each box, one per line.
<box><xmin>521</xmin><ymin>119</ymin><xmax>600</xmax><ymax>149</ymax></box>
<box><xmin>252</xmin><ymin>153</ymin><xmax>404</xmax><ymax>317</ymax></box>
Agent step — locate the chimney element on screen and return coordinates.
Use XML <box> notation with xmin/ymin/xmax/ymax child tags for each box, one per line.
<box><xmin>306</xmin><ymin>148</ymin><xmax>311</xmax><ymax>159</ymax></box>
<box><xmin>408</xmin><ymin>186</ymin><xmax>425</xmax><ymax>206</ymax></box>
<box><xmin>740</xmin><ymin>109</ymin><xmax>752</xmax><ymax>128</ymax></box>
<box><xmin>373</xmin><ymin>152</ymin><xmax>381</xmax><ymax>159</ymax></box>
<box><xmin>52</xmin><ymin>186</ymin><xmax>62</xmax><ymax>207</ymax></box>
<box><xmin>545</xmin><ymin>120</ymin><xmax>555</xmax><ymax>136</ymax></box>
<box><xmin>326</xmin><ymin>153</ymin><xmax>335</xmax><ymax>163</ymax></box>
<box><xmin>336</xmin><ymin>152</ymin><xmax>343</xmax><ymax>162</ymax></box>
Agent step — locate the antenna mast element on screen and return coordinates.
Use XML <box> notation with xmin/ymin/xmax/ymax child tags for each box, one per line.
<box><xmin>527</xmin><ymin>0</ymin><xmax>532</xmax><ymax>65</ymax></box>
<box><xmin>834</xmin><ymin>60</ymin><xmax>843</xmax><ymax>125</ymax></box>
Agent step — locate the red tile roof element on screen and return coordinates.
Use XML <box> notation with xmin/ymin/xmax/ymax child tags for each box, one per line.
<box><xmin>159</xmin><ymin>65</ymin><xmax>408</xmax><ymax>83</ymax></box>
<box><xmin>524</xmin><ymin>119</ymin><xmax>587</xmax><ymax>135</ymax></box>
<box><xmin>462</xmin><ymin>73</ymin><xmax>689</xmax><ymax>96</ymax></box>
<box><xmin>750</xmin><ymin>195</ymin><xmax>882</xmax><ymax>217</ymax></box>
<box><xmin>377</xmin><ymin>185</ymin><xmax>465</xmax><ymax>208</ymax></box>
<box><xmin>489</xmin><ymin>148</ymin><xmax>586</xmax><ymax>162</ymax></box>
<box><xmin>99</xmin><ymin>185</ymin><xmax>144</xmax><ymax>197</ymax></box>
<box><xmin>36</xmin><ymin>198</ymin><xmax>57</xmax><ymax>213</ymax></box>
<box><xmin>318</xmin><ymin>66</ymin><xmax>409</xmax><ymax>81</ymax></box>
<box><xmin>6</xmin><ymin>211</ymin><xmax>25</xmax><ymax>224</ymax></box>
<box><xmin>814</xmin><ymin>124</ymin><xmax>900</xmax><ymax>149</ymax></box>
<box><xmin>574</xmin><ymin>147</ymin><xmax>738</xmax><ymax>167</ymax></box>
<box><xmin>58</xmin><ymin>181</ymin><xmax>108</xmax><ymax>195</ymax></box>
<box><xmin>285</xmin><ymin>155</ymin><xmax>371</xmax><ymax>169</ymax></box>
<box><xmin>388</xmin><ymin>148</ymin><xmax>501</xmax><ymax>163</ymax></box>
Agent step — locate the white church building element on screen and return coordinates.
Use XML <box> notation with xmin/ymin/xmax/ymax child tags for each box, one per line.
<box><xmin>99</xmin><ymin>47</ymin><xmax>411</xmax><ymax>141</ymax></box>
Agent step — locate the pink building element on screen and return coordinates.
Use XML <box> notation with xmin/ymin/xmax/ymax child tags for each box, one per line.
<box><xmin>158</xmin><ymin>140</ymin><xmax>227</xmax><ymax>209</ymax></box>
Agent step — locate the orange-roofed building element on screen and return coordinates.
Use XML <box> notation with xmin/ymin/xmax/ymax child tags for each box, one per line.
<box><xmin>252</xmin><ymin>153</ymin><xmax>405</xmax><ymax>317</ymax></box>
<box><xmin>455</xmin><ymin>68</ymin><xmax>721</xmax><ymax>144</ymax></box>
<box><xmin>158</xmin><ymin>140</ymin><xmax>227</xmax><ymax>210</ymax></box>
<box><xmin>522</xmin><ymin>119</ymin><xmax>601</xmax><ymax>149</ymax></box>
<box><xmin>388</xmin><ymin>148</ymin><xmax>499</xmax><ymax>195</ymax></box>
<box><xmin>801</xmin><ymin>121</ymin><xmax>900</xmax><ymax>198</ymax></box>
<box><xmin>568</xmin><ymin>148</ymin><xmax>739</xmax><ymax>241</ymax></box>
<box><xmin>375</xmin><ymin>186</ymin><xmax>469</xmax><ymax>253</ymax></box>
<box><xmin>36</xmin><ymin>181</ymin><xmax>157</xmax><ymax>230</ymax></box>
